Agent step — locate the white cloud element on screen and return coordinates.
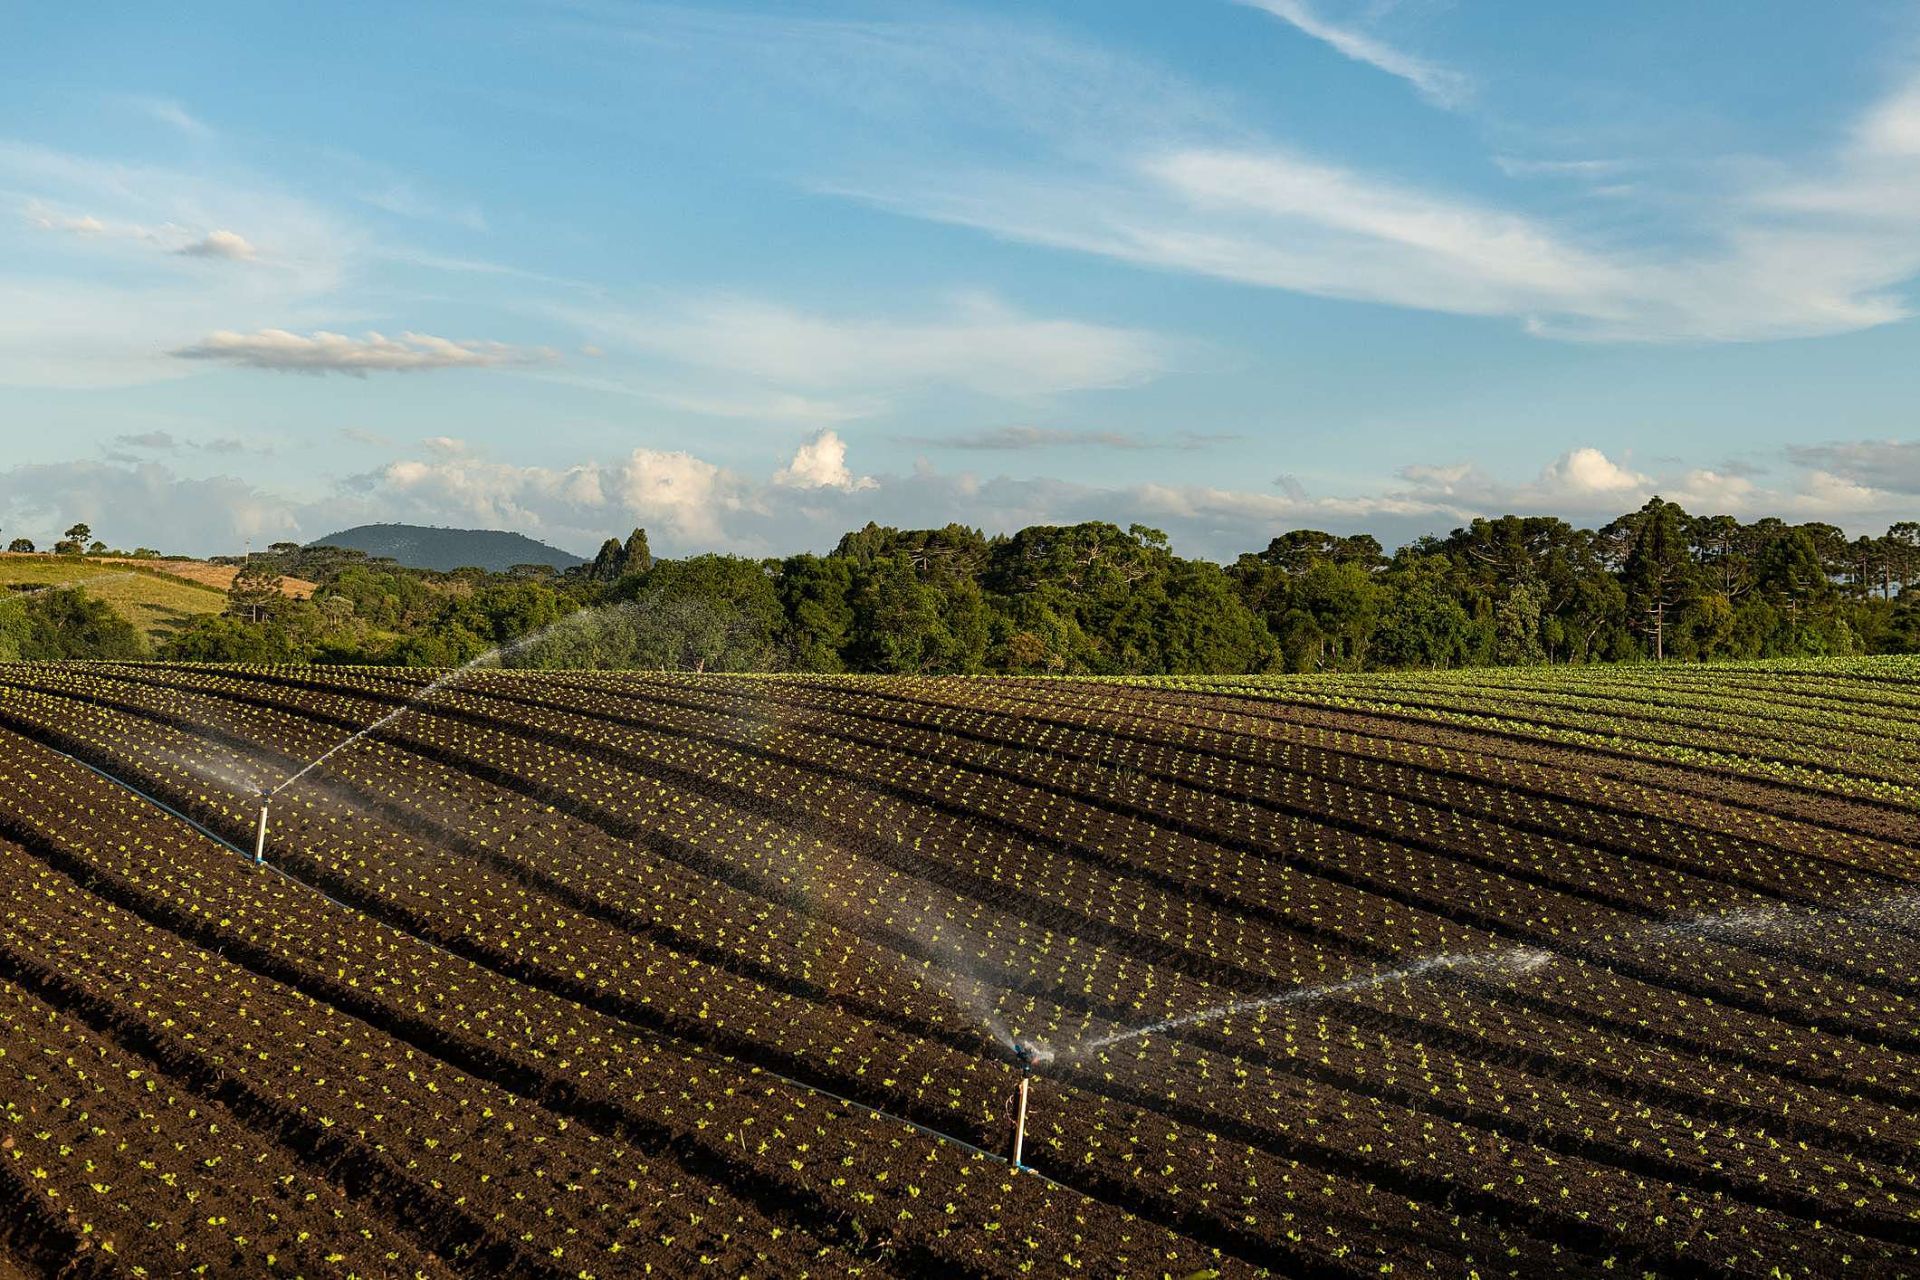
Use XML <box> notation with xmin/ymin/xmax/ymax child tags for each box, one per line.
<box><xmin>613</xmin><ymin>449</ymin><xmax>744</xmax><ymax>542</ymax></box>
<box><xmin>900</xmin><ymin>426</ymin><xmax>1238</xmax><ymax>451</ymax></box>
<box><xmin>174</xmin><ymin>228</ymin><xmax>257</xmax><ymax>260</ymax></box>
<box><xmin>27</xmin><ymin>202</ymin><xmax>260</xmax><ymax>262</ymax></box>
<box><xmin>1534</xmin><ymin>446</ymin><xmax>1649</xmax><ymax>498</ymax></box>
<box><xmin>0</xmin><ymin>146</ymin><xmax>354</xmax><ymax>386</ymax></box>
<box><xmin>1235</xmin><ymin>0</ymin><xmax>1469</xmax><ymax>107</ymax></box>
<box><xmin>127</xmin><ymin>97</ymin><xmax>211</xmax><ymax>138</ymax></box>
<box><xmin>0</xmin><ymin>459</ymin><xmax>291</xmax><ymax>552</ymax></box>
<box><xmin>4</xmin><ymin>436</ymin><xmax>1908</xmax><ymax>564</ymax></box>
<box><xmin>30</xmin><ymin>208</ymin><xmax>107</xmax><ymax>235</ymax></box>
<box><xmin>587</xmin><ymin>293</ymin><xmax>1170</xmax><ymax>401</ymax></box>
<box><xmin>169</xmin><ymin>328</ymin><xmax>555</xmax><ymax>375</ymax></box>
<box><xmin>1785</xmin><ymin>440</ymin><xmax>1920</xmax><ymax>496</ymax></box>
<box><xmin>348</xmin><ymin>443</ymin><xmax>750</xmax><ymax>546</ymax></box>
<box><xmin>774</xmin><ymin>430</ymin><xmax>875</xmax><ymax>491</ymax></box>
<box><xmin>787</xmin><ymin>16</ymin><xmax>1920</xmax><ymax>344</ymax></box>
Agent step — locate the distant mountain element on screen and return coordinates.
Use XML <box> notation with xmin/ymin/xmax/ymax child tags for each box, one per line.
<box><xmin>309</xmin><ymin>523</ymin><xmax>586</xmax><ymax>573</ymax></box>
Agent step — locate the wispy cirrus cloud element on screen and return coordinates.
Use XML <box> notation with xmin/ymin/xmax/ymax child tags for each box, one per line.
<box><xmin>170</xmin><ymin>328</ymin><xmax>557</xmax><ymax>375</ymax></box>
<box><xmin>564</xmin><ymin>292</ymin><xmax>1176</xmax><ymax>417</ymax></box>
<box><xmin>126</xmin><ymin>96</ymin><xmax>211</xmax><ymax>138</ymax></box>
<box><xmin>901</xmin><ymin>426</ymin><xmax>1240</xmax><ymax>451</ymax></box>
<box><xmin>658</xmin><ymin>7</ymin><xmax>1920</xmax><ymax>345</ymax></box>
<box><xmin>1234</xmin><ymin>0</ymin><xmax>1469</xmax><ymax>107</ymax></box>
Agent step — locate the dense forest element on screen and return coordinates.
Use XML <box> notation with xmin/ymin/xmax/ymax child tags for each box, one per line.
<box><xmin>6</xmin><ymin>497</ymin><xmax>1920</xmax><ymax>673</ymax></box>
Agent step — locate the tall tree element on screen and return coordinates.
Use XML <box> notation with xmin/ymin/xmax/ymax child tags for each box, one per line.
<box><xmin>1621</xmin><ymin>498</ymin><xmax>1693</xmax><ymax>660</ymax></box>
<box><xmin>227</xmin><ymin>560</ymin><xmax>285</xmax><ymax>624</ymax></box>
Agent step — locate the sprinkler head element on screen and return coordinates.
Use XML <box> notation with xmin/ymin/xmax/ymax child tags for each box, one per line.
<box><xmin>1012</xmin><ymin>1040</ymin><xmax>1037</xmax><ymax>1075</ymax></box>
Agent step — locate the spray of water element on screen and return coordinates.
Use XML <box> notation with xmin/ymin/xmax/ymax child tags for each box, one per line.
<box><xmin>270</xmin><ymin>599</ymin><xmax>648</xmax><ymax>796</ymax></box>
<box><xmin>1056</xmin><ymin>886</ymin><xmax>1920</xmax><ymax>1063</ymax></box>
<box><xmin>1064</xmin><ymin>946</ymin><xmax>1554</xmax><ymax>1058</ymax></box>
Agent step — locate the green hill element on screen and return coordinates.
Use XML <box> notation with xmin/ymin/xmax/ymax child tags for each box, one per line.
<box><xmin>0</xmin><ymin>555</ymin><xmax>227</xmax><ymax>645</ymax></box>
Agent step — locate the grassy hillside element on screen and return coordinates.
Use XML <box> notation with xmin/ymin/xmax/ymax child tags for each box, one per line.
<box><xmin>0</xmin><ymin>555</ymin><xmax>227</xmax><ymax>644</ymax></box>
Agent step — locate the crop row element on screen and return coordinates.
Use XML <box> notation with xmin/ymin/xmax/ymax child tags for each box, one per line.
<box><xmin>0</xmin><ymin>676</ymin><xmax>1699</xmax><ymax>1273</ymax></box>
<box><xmin>66</xmin><ymin>664</ymin><xmax>1920</xmax><ymax>1123</ymax></box>
<box><xmin>8</xmin><ymin>676</ymin><xmax>1659</xmax><ymax>1279</ymax></box>
<box><xmin>1140</xmin><ymin>675</ymin><xmax>1920</xmax><ymax>805</ymax></box>
<box><xmin>772</xmin><ymin>671</ymin><xmax>1920</xmax><ymax>888</ymax></box>
<box><xmin>319</xmin><ymin>667</ymin><xmax>1920</xmax><ymax>1059</ymax></box>
<box><xmin>11</xmin><ymin>671</ymin><xmax>1920</xmax><ymax>1274</ymax></box>
<box><xmin>0</xmin><ymin>723</ymin><xmax>1257</xmax><ymax>1280</ymax></box>
<box><xmin>502</xmin><ymin>671</ymin><xmax>1919</xmax><ymax>971</ymax></box>
<box><xmin>1046</xmin><ymin>678</ymin><xmax>1920</xmax><ymax>850</ymax></box>
<box><xmin>0</xmin><ymin>952</ymin><xmax>450</xmax><ymax>1279</ymax></box>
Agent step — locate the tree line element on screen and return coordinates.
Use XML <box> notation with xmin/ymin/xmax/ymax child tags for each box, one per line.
<box><xmin>7</xmin><ymin>498</ymin><xmax>1919</xmax><ymax>671</ymax></box>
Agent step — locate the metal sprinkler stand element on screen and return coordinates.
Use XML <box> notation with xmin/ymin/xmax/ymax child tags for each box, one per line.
<box><xmin>252</xmin><ymin>789</ymin><xmax>272</xmax><ymax>866</ymax></box>
<box><xmin>1010</xmin><ymin>1041</ymin><xmax>1036</xmax><ymax>1171</ymax></box>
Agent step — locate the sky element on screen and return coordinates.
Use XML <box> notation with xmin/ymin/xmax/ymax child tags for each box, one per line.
<box><xmin>2</xmin><ymin>0</ymin><xmax>1919</xmax><ymax>560</ymax></box>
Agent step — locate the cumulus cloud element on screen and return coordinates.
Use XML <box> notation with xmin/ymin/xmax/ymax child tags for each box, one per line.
<box><xmin>174</xmin><ymin>228</ymin><xmax>257</xmax><ymax>260</ymax></box>
<box><xmin>774</xmin><ymin>430</ymin><xmax>876</xmax><ymax>491</ymax></box>
<box><xmin>1533</xmin><ymin>446</ymin><xmax>1650</xmax><ymax>499</ymax></box>
<box><xmin>350</xmin><ymin>443</ymin><xmax>748</xmax><ymax>545</ymax></box>
<box><xmin>169</xmin><ymin>328</ymin><xmax>555</xmax><ymax>375</ymax></box>
<box><xmin>5</xmin><ymin>435</ymin><xmax>1909</xmax><ymax>564</ymax></box>
<box><xmin>0</xmin><ymin>459</ymin><xmax>294</xmax><ymax>552</ymax></box>
<box><xmin>1391</xmin><ymin>445</ymin><xmax>1911</xmax><ymax>526</ymax></box>
<box><xmin>1235</xmin><ymin>0</ymin><xmax>1469</xmax><ymax>107</ymax></box>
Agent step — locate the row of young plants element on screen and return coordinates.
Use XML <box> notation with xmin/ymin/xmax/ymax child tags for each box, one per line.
<box><xmin>789</xmin><ymin>671</ymin><xmax>1920</xmax><ymax>892</ymax></box>
<box><xmin>15</xmin><ymin>671</ymin><xmax>1643</xmax><ymax>1280</ymax></box>
<box><xmin>78</xmin><ymin>660</ymin><xmax>1920</xmax><ymax>1120</ymax></box>
<box><xmin>0</xmin><ymin>955</ymin><xmax>451</xmax><ymax>1279</ymax></box>
<box><xmin>0</xmin><ymin>685</ymin><xmax>1631</xmax><ymax>1279</ymax></box>
<box><xmin>0</xmin><ymin>720</ymin><xmax>1253</xmax><ymax>1280</ymax></box>
<box><xmin>1064</xmin><ymin>679</ymin><xmax>1920</xmax><ymax>851</ymax></box>
<box><xmin>41</xmin><ymin>671</ymin><xmax>1920</xmax><ymax>1258</ymax></box>
<box><xmin>4</xmin><ymin>687</ymin><xmax>1904</xmax><ymax>1278</ymax></box>
<box><xmin>104</xmin><ymin>663</ymin><xmax>1920</xmax><ymax>1118</ymax></box>
<box><xmin>1137</xmin><ymin>673</ymin><xmax>1920</xmax><ymax>806</ymax></box>
<box><xmin>511</xmin><ymin>671</ymin><xmax>1920</xmax><ymax>1006</ymax></box>
<box><xmin>389</xmin><ymin>668</ymin><xmax>1920</xmax><ymax>1061</ymax></box>
<box><xmin>100</xmin><ymin>662</ymin><xmax>1432</xmax><ymax>1001</ymax></box>
<box><xmin>1349</xmin><ymin>671</ymin><xmax>1920</xmax><ymax>776</ymax></box>
<box><xmin>1607</xmin><ymin>667</ymin><xmax>1920</xmax><ymax>721</ymax></box>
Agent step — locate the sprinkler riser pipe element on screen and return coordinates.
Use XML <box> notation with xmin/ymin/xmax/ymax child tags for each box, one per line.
<box><xmin>253</xmin><ymin>802</ymin><xmax>269</xmax><ymax>866</ymax></box>
<box><xmin>1011</xmin><ymin>1075</ymin><xmax>1030</xmax><ymax>1169</ymax></box>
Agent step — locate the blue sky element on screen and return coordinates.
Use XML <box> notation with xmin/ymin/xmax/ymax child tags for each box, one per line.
<box><xmin>2</xmin><ymin>0</ymin><xmax>1918</xmax><ymax>558</ymax></box>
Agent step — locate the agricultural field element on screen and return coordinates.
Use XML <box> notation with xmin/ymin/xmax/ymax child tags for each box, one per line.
<box><xmin>0</xmin><ymin>556</ymin><xmax>229</xmax><ymax>645</ymax></box>
<box><xmin>0</xmin><ymin>657</ymin><xmax>1916</xmax><ymax>1277</ymax></box>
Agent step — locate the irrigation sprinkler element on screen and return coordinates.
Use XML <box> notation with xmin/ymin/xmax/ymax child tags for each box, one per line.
<box><xmin>1010</xmin><ymin>1040</ymin><xmax>1037</xmax><ymax>1170</ymax></box>
<box><xmin>252</xmin><ymin>789</ymin><xmax>271</xmax><ymax>866</ymax></box>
